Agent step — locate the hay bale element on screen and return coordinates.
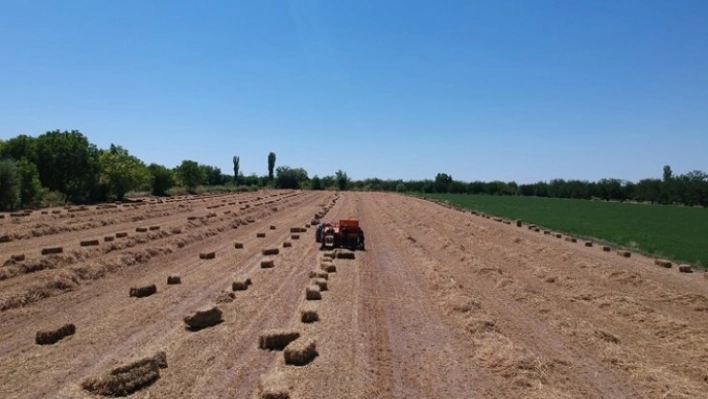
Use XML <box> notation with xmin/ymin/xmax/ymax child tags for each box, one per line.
<box><xmin>555</xmin><ymin>233</ymin><xmax>562</xmax><ymax>239</ymax></box>
<box><xmin>129</xmin><ymin>284</ymin><xmax>157</xmax><ymax>298</ymax></box>
<box><xmin>149</xmin><ymin>226</ymin><xmax>160</xmax><ymax>231</ymax></box>
<box><xmin>116</xmin><ymin>232</ymin><xmax>128</xmax><ymax>238</ymax></box>
<box><xmin>82</xmin><ymin>351</ymin><xmax>166</xmax><ymax>396</ymax></box>
<box><xmin>104</xmin><ymin>236</ymin><xmax>115</xmax><ymax>242</ymax></box>
<box><xmin>306</xmin><ymin>285</ymin><xmax>321</xmax><ymax>300</ymax></box>
<box><xmin>283</xmin><ymin>241</ymin><xmax>292</xmax><ymax>248</ymax></box>
<box><xmin>291</xmin><ymin>234</ymin><xmax>300</xmax><ymax>240</ymax></box>
<box><xmin>234</xmin><ymin>242</ymin><xmax>244</xmax><ymax>249</ymax></box>
<box><xmin>543</xmin><ymin>231</ymin><xmax>550</xmax><ymax>235</ymax></box>
<box><xmin>262</xmin><ymin>248</ymin><xmax>280</xmax><ymax>256</ymax></box>
<box><xmin>654</xmin><ymin>259</ymin><xmax>673</xmax><ymax>268</ymax></box>
<box><xmin>617</xmin><ymin>251</ymin><xmax>631</xmax><ymax>258</ymax></box>
<box><xmin>257</xmin><ymin>232</ymin><xmax>266</xmax><ymax>238</ymax></box>
<box><xmin>679</xmin><ymin>264</ymin><xmax>693</xmax><ymax>273</ymax></box>
<box><xmin>232</xmin><ymin>278</ymin><xmax>252</xmax><ymax>291</ymax></box>
<box><xmin>261</xmin><ymin>259</ymin><xmax>275</xmax><ymax>268</ymax></box>
<box><xmin>308</xmin><ymin>270</ymin><xmax>328</xmax><ymax>280</ymax></box>
<box><xmin>336</xmin><ymin>251</ymin><xmax>355</xmax><ymax>260</ymax></box>
<box><xmin>258</xmin><ymin>371</ymin><xmax>290</xmax><ymax>399</ymax></box>
<box><xmin>200</xmin><ymin>252</ymin><xmax>216</xmax><ymax>260</ymax></box>
<box><xmin>270</xmin><ymin>225</ymin><xmax>276</xmax><ymax>230</ymax></box>
<box><xmin>136</xmin><ymin>227</ymin><xmax>148</xmax><ymax>233</ymax></box>
<box><xmin>584</xmin><ymin>242</ymin><xmax>593</xmax><ymax>247</ymax></box>
<box><xmin>41</xmin><ymin>247</ymin><xmax>63</xmax><ymax>255</ymax></box>
<box><xmin>10</xmin><ymin>254</ymin><xmax>25</xmax><ymax>262</ymax></box>
<box><xmin>35</xmin><ymin>323</ymin><xmax>76</xmax><ymax>345</ymax></box>
<box><xmin>216</xmin><ymin>291</ymin><xmax>236</xmax><ymax>303</ymax></box>
<box><xmin>323</xmin><ymin>251</ymin><xmax>336</xmax><ymax>259</ymax></box>
<box><xmin>516</xmin><ymin>220</ymin><xmax>522</xmax><ymax>227</ymax></box>
<box><xmin>289</xmin><ymin>227</ymin><xmax>300</xmax><ymax>233</ymax></box>
<box><xmin>80</xmin><ymin>239</ymin><xmax>100</xmax><ymax>247</ymax></box>
<box><xmin>602</xmin><ymin>246</ymin><xmax>611</xmax><ymax>252</ymax></box>
<box><xmin>320</xmin><ymin>262</ymin><xmax>336</xmax><ymax>273</ymax></box>
<box><xmin>300</xmin><ymin>304</ymin><xmax>319</xmax><ymax>323</ymax></box>
<box><xmin>184</xmin><ymin>306</ymin><xmax>223</xmax><ymax>330</ymax></box>
<box><xmin>258</xmin><ymin>329</ymin><xmax>300</xmax><ymax>350</ymax></box>
<box><xmin>284</xmin><ymin>338</ymin><xmax>317</xmax><ymax>366</ymax></box>
<box><xmin>313</xmin><ymin>278</ymin><xmax>328</xmax><ymax>291</ymax></box>
<box><xmin>167</xmin><ymin>275</ymin><xmax>181</xmax><ymax>285</ymax></box>
<box><xmin>534</xmin><ymin>228</ymin><xmax>540</xmax><ymax>232</ymax></box>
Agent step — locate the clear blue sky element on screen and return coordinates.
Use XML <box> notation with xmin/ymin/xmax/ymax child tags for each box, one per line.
<box><xmin>1</xmin><ymin>0</ymin><xmax>706</xmax><ymax>183</ymax></box>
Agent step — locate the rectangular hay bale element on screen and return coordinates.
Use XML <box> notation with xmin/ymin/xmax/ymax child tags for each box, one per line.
<box><xmin>259</xmin><ymin>329</ymin><xmax>301</xmax><ymax>350</ymax></box>
<box><xmin>305</xmin><ymin>285</ymin><xmax>321</xmax><ymax>300</ymax></box>
<box><xmin>284</xmin><ymin>338</ymin><xmax>317</xmax><ymax>366</ymax></box>
<box><xmin>80</xmin><ymin>239</ymin><xmax>100</xmax><ymax>247</ymax></box>
<box><xmin>35</xmin><ymin>323</ymin><xmax>76</xmax><ymax>345</ymax></box>
<box><xmin>262</xmin><ymin>248</ymin><xmax>280</xmax><ymax>256</ymax></box>
<box><xmin>41</xmin><ymin>247</ymin><xmax>63</xmax><ymax>255</ymax></box>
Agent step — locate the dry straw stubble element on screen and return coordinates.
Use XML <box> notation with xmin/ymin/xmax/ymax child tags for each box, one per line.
<box><xmin>259</xmin><ymin>371</ymin><xmax>290</xmax><ymax>399</ymax></box>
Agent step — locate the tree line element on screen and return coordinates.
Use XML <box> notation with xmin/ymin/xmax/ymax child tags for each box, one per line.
<box><xmin>1</xmin><ymin>130</ymin><xmax>706</xmax><ymax>210</ymax></box>
<box><xmin>0</xmin><ymin>130</ymin><xmax>352</xmax><ymax>210</ymax></box>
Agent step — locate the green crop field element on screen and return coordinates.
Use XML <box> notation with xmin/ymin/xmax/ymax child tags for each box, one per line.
<box><xmin>420</xmin><ymin>193</ymin><xmax>708</xmax><ymax>267</ymax></box>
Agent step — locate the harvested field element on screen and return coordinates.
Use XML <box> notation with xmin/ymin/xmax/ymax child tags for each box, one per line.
<box><xmin>1</xmin><ymin>191</ymin><xmax>707</xmax><ymax>398</ymax></box>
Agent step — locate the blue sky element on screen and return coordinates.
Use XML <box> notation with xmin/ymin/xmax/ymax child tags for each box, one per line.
<box><xmin>1</xmin><ymin>0</ymin><xmax>706</xmax><ymax>183</ymax></box>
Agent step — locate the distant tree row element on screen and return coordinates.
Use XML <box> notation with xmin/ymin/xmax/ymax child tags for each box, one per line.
<box><xmin>1</xmin><ymin>131</ymin><xmax>705</xmax><ymax>210</ymax></box>
<box><xmin>384</xmin><ymin>168</ymin><xmax>708</xmax><ymax>207</ymax></box>
<box><xmin>0</xmin><ymin>131</ymin><xmax>280</xmax><ymax>210</ymax></box>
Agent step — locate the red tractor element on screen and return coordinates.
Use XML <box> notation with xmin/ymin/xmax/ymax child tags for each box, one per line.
<box><xmin>315</xmin><ymin>219</ymin><xmax>365</xmax><ymax>250</ymax></box>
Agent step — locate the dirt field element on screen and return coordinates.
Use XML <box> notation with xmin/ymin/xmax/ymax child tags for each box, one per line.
<box><xmin>1</xmin><ymin>191</ymin><xmax>707</xmax><ymax>398</ymax></box>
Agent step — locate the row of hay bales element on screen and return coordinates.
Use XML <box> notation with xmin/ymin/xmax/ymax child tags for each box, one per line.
<box><xmin>12</xmin><ymin>228</ymin><xmax>161</xmax><ymax>261</ymax></box>
<box><xmin>470</xmin><ymin>209</ymin><xmax>699</xmax><ymax>275</ymax></box>
<box><xmin>255</xmin><ymin>232</ymin><xmax>351</xmax><ymax>398</ymax></box>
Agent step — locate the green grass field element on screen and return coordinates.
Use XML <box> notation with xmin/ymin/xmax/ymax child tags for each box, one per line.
<box><xmin>420</xmin><ymin>194</ymin><xmax>708</xmax><ymax>267</ymax></box>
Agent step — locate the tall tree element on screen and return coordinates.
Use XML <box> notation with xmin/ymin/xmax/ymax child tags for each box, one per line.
<box><xmin>99</xmin><ymin>145</ymin><xmax>149</xmax><ymax>200</ymax></box>
<box><xmin>176</xmin><ymin>160</ymin><xmax>205</xmax><ymax>193</ymax></box>
<box><xmin>335</xmin><ymin>169</ymin><xmax>350</xmax><ymax>191</ymax></box>
<box><xmin>34</xmin><ymin>130</ymin><xmax>100</xmax><ymax>202</ymax></box>
<box><xmin>148</xmin><ymin>163</ymin><xmax>175</xmax><ymax>196</ymax></box>
<box><xmin>17</xmin><ymin>158</ymin><xmax>45</xmax><ymax>206</ymax></box>
<box><xmin>268</xmin><ymin>152</ymin><xmax>276</xmax><ymax>181</ymax></box>
<box><xmin>233</xmin><ymin>156</ymin><xmax>240</xmax><ymax>183</ymax></box>
<box><xmin>663</xmin><ymin>165</ymin><xmax>673</xmax><ymax>182</ymax></box>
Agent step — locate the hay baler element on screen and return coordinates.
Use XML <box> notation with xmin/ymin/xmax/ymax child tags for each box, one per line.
<box><xmin>316</xmin><ymin>219</ymin><xmax>365</xmax><ymax>250</ymax></box>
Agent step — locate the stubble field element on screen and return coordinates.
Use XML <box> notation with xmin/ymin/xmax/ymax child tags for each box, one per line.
<box><xmin>1</xmin><ymin>190</ymin><xmax>707</xmax><ymax>398</ymax></box>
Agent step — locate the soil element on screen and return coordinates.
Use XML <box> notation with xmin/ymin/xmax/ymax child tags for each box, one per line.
<box><xmin>1</xmin><ymin>191</ymin><xmax>706</xmax><ymax>398</ymax></box>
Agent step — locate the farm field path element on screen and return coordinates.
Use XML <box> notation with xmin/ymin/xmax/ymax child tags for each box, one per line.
<box><xmin>1</xmin><ymin>191</ymin><xmax>707</xmax><ymax>398</ymax></box>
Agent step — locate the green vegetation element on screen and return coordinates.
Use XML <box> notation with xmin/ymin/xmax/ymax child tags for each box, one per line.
<box><xmin>423</xmin><ymin>193</ymin><xmax>708</xmax><ymax>267</ymax></box>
